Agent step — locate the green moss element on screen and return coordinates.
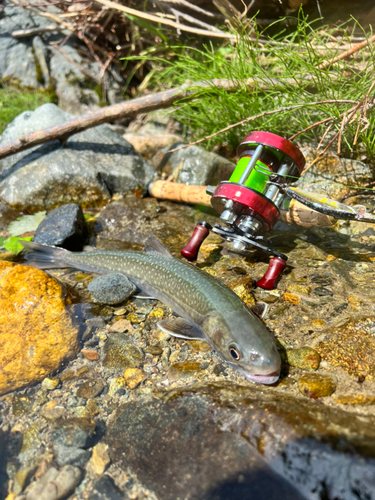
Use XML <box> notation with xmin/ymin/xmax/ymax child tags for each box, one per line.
<box><xmin>0</xmin><ymin>80</ymin><xmax>57</xmax><ymax>135</ymax></box>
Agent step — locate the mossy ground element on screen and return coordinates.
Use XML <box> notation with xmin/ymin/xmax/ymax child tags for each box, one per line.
<box><xmin>0</xmin><ymin>80</ymin><xmax>57</xmax><ymax>135</ymax></box>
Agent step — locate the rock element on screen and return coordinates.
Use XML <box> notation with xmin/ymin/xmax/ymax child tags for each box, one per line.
<box><xmin>283</xmin><ymin>292</ymin><xmax>301</xmax><ymax>305</ymax></box>
<box><xmin>81</xmin><ymin>349</ymin><xmax>100</xmax><ymax>361</ymax></box>
<box><xmin>76</xmin><ymin>380</ymin><xmax>105</xmax><ymax>399</ymax></box>
<box><xmin>20</xmin><ymin>422</ymin><xmax>42</xmax><ymax>455</ymax></box>
<box><xmin>89</xmin><ymin>443</ymin><xmax>111</xmax><ymax>475</ymax></box>
<box><xmin>33</xmin><ymin>204</ymin><xmax>88</xmax><ymax>251</ymax></box>
<box><xmin>0</xmin><ymin>104</ymin><xmax>156</xmax><ymax>211</ymax></box>
<box><xmin>52</xmin><ymin>417</ymin><xmax>97</xmax><ymax>449</ymax></box>
<box><xmin>87</xmin><ymin>274</ymin><xmax>136</xmax><ymax>305</ymax></box>
<box><xmin>95</xmin><ymin>197</ymin><xmax>217</xmax><ymax>256</ymax></box>
<box><xmin>156</xmin><ymin>144</ymin><xmax>235</xmax><ymax>185</ymax></box>
<box><xmin>102</xmin><ymin>333</ymin><xmax>144</xmax><ymax>370</ymax></box>
<box><xmin>12</xmin><ymin>395</ymin><xmax>32</xmax><ymax>416</ymax></box>
<box><xmin>41</xmin><ymin>377</ymin><xmax>60</xmax><ymax>391</ymax></box>
<box><xmin>107</xmin><ymin>319</ymin><xmax>134</xmax><ymax>333</ymax></box>
<box><xmin>123</xmin><ymin>368</ymin><xmax>146</xmax><ymax>389</ymax></box>
<box><xmin>286</xmin><ymin>346</ymin><xmax>321</xmax><ymax>371</ymax></box>
<box><xmin>298</xmin><ymin>373</ymin><xmax>337</xmax><ymax>398</ymax></box>
<box><xmin>18</xmin><ymin>465</ymin><xmax>82</xmax><ymax>500</ymax></box>
<box><xmin>108</xmin><ymin>377</ymin><xmax>127</xmax><ymax>397</ymax></box>
<box><xmin>88</xmin><ymin>475</ymin><xmax>126</xmax><ymax>500</ymax></box>
<box><xmin>54</xmin><ymin>444</ymin><xmax>91</xmax><ymax>468</ymax></box>
<box><xmin>13</xmin><ymin>463</ymin><xmax>38</xmax><ymax>494</ymax></box>
<box><xmin>168</xmin><ymin>361</ymin><xmax>203</xmax><ymax>381</ymax></box>
<box><xmin>41</xmin><ymin>402</ymin><xmax>67</xmax><ymax>421</ymax></box>
<box><xmin>287</xmin><ymin>284</ymin><xmax>311</xmax><ymax>294</ymax></box>
<box><xmin>298</xmin><ymin>144</ymin><xmax>374</xmax><ymax>199</ymax></box>
<box><xmin>123</xmin><ymin>133</ymin><xmax>184</xmax><ymax>161</ymax></box>
<box><xmin>0</xmin><ymin>262</ymin><xmax>80</xmax><ymax>395</ymax></box>
<box><xmin>0</xmin><ymin>3</ymin><xmax>50</xmax><ymax>88</ymax></box>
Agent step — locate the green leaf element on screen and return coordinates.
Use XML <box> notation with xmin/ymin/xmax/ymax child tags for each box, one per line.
<box><xmin>0</xmin><ymin>237</ymin><xmax>5</xmax><ymax>249</ymax></box>
<box><xmin>4</xmin><ymin>236</ymin><xmax>33</xmax><ymax>254</ymax></box>
<box><xmin>7</xmin><ymin>211</ymin><xmax>46</xmax><ymax>237</ymax></box>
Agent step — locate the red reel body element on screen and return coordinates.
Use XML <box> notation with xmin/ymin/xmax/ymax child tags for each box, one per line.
<box><xmin>181</xmin><ymin>131</ymin><xmax>306</xmax><ymax>289</ymax></box>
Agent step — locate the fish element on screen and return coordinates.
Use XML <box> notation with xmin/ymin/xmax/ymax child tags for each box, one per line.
<box><xmin>21</xmin><ymin>237</ymin><xmax>281</xmax><ymax>385</ymax></box>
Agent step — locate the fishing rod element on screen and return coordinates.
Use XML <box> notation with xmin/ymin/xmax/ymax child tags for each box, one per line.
<box><xmin>149</xmin><ymin>131</ymin><xmax>375</xmax><ymax>290</ymax></box>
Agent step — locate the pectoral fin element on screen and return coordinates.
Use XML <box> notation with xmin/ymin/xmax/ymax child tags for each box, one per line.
<box><xmin>157</xmin><ymin>318</ymin><xmax>205</xmax><ymax>340</ymax></box>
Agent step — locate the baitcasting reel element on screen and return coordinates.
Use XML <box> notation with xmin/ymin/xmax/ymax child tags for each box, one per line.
<box><xmin>181</xmin><ymin>131</ymin><xmax>306</xmax><ymax>290</ymax></box>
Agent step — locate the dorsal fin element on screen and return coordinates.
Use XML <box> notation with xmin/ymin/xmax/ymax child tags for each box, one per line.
<box><xmin>143</xmin><ymin>236</ymin><xmax>174</xmax><ymax>258</ymax></box>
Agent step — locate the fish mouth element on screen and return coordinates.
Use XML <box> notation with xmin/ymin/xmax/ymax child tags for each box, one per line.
<box><xmin>245</xmin><ymin>371</ymin><xmax>280</xmax><ymax>385</ymax></box>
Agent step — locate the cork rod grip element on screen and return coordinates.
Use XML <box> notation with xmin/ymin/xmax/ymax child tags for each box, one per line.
<box><xmin>278</xmin><ymin>199</ymin><xmax>335</xmax><ymax>228</ymax></box>
<box><xmin>149</xmin><ymin>180</ymin><xmax>211</xmax><ymax>207</ymax></box>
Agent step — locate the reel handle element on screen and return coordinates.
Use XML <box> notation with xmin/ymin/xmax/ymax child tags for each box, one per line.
<box><xmin>181</xmin><ymin>221</ymin><xmax>212</xmax><ymax>260</ymax></box>
<box><xmin>256</xmin><ymin>257</ymin><xmax>286</xmax><ymax>290</ymax></box>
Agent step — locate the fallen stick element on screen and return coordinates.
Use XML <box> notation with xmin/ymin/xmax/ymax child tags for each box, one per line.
<box><xmin>0</xmin><ymin>77</ymin><xmax>278</xmax><ymax>161</ymax></box>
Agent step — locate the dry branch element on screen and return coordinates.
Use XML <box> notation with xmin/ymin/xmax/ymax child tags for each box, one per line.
<box><xmin>0</xmin><ymin>78</ymin><xmax>275</xmax><ymax>161</ymax></box>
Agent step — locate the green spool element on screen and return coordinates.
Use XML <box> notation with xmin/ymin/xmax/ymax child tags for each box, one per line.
<box><xmin>229</xmin><ymin>156</ymin><xmax>272</xmax><ymax>193</ymax></box>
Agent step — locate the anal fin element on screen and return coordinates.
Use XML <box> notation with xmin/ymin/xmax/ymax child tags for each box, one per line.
<box><xmin>157</xmin><ymin>318</ymin><xmax>205</xmax><ymax>340</ymax></box>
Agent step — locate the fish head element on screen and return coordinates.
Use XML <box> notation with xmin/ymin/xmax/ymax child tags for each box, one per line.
<box><xmin>203</xmin><ymin>309</ymin><xmax>281</xmax><ymax>385</ymax></box>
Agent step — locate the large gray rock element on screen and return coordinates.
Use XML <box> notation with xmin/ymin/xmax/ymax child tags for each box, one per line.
<box><xmin>0</xmin><ymin>104</ymin><xmax>156</xmax><ymax>211</ymax></box>
<box><xmin>106</xmin><ymin>382</ymin><xmax>375</xmax><ymax>500</ymax></box>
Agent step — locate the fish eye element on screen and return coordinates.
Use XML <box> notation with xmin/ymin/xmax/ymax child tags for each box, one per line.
<box><xmin>229</xmin><ymin>343</ymin><xmax>242</xmax><ymax>361</ymax></box>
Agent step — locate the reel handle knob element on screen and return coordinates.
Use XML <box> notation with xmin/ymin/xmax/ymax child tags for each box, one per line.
<box><xmin>256</xmin><ymin>257</ymin><xmax>286</xmax><ymax>290</ymax></box>
<box><xmin>181</xmin><ymin>221</ymin><xmax>212</xmax><ymax>260</ymax></box>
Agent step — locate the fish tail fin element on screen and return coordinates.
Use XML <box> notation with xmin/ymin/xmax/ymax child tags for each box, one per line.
<box><xmin>20</xmin><ymin>241</ymin><xmax>71</xmax><ymax>269</ymax></box>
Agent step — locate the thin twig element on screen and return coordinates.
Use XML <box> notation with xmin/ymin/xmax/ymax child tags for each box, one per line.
<box><xmin>301</xmin><ymin>153</ymin><xmax>327</xmax><ymax>176</ymax></box>
<box><xmin>288</xmin><ymin>115</ymin><xmax>334</xmax><ymax>141</ymax></box>
<box><xmin>317</xmin><ymin>34</ymin><xmax>375</xmax><ymax>70</ymax></box>
<box><xmin>50</xmin><ymin>42</ymin><xmax>101</xmax><ymax>84</ymax></box>
<box><xmin>317</xmin><ymin>123</ymin><xmax>333</xmax><ymax>151</ymax></box>
<box><xmin>92</xmin><ymin>0</ymin><xmax>236</xmax><ymax>38</ymax></box>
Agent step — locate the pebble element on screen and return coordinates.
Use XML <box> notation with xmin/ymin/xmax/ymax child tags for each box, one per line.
<box><xmin>108</xmin><ymin>377</ymin><xmax>127</xmax><ymax>397</ymax></box>
<box><xmin>311</xmin><ymin>319</ymin><xmax>325</xmax><ymax>329</ymax></box>
<box><xmin>41</xmin><ymin>401</ymin><xmax>67</xmax><ymax>421</ymax></box>
<box><xmin>287</xmin><ymin>284</ymin><xmax>311</xmax><ymax>295</ymax></box>
<box><xmin>283</xmin><ymin>292</ymin><xmax>301</xmax><ymax>305</ymax></box>
<box><xmin>88</xmin><ymin>475</ymin><xmax>124</xmax><ymax>500</ymax></box>
<box><xmin>81</xmin><ymin>349</ymin><xmax>100</xmax><ymax>361</ymax></box>
<box><xmin>168</xmin><ymin>361</ymin><xmax>202</xmax><ymax>381</ymax></box>
<box><xmin>107</xmin><ymin>319</ymin><xmax>134</xmax><ymax>333</ymax></box>
<box><xmin>298</xmin><ymin>373</ymin><xmax>337</xmax><ymax>398</ymax></box>
<box><xmin>102</xmin><ymin>333</ymin><xmax>144</xmax><ymax>369</ymax></box>
<box><xmin>126</xmin><ymin>312</ymin><xmax>144</xmax><ymax>324</ymax></box>
<box><xmin>41</xmin><ymin>377</ymin><xmax>60</xmax><ymax>391</ymax></box>
<box><xmin>53</xmin><ymin>417</ymin><xmax>96</xmax><ymax>448</ymax></box>
<box><xmin>76</xmin><ymin>380</ymin><xmax>105</xmax><ymax>399</ymax></box>
<box><xmin>89</xmin><ymin>443</ymin><xmax>111</xmax><ymax>475</ymax></box>
<box><xmin>88</xmin><ymin>273</ymin><xmax>136</xmax><ymax>305</ymax></box>
<box><xmin>124</xmin><ymin>368</ymin><xmax>146</xmax><ymax>389</ymax></box>
<box><xmin>15</xmin><ymin>465</ymin><xmax>82</xmax><ymax>500</ymax></box>
<box><xmin>286</xmin><ymin>346</ymin><xmax>321</xmax><ymax>371</ymax></box>
<box><xmin>186</xmin><ymin>340</ymin><xmax>212</xmax><ymax>353</ymax></box>
<box><xmin>149</xmin><ymin>308</ymin><xmax>165</xmax><ymax>318</ymax></box>
<box><xmin>54</xmin><ymin>444</ymin><xmax>91</xmax><ymax>468</ymax></box>
<box><xmin>33</xmin><ymin>203</ymin><xmax>88</xmax><ymax>251</ymax></box>
<box><xmin>12</xmin><ymin>395</ymin><xmax>32</xmax><ymax>416</ymax></box>
<box><xmin>144</xmin><ymin>344</ymin><xmax>163</xmax><ymax>355</ymax></box>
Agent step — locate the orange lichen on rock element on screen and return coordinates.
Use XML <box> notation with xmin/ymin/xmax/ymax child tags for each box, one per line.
<box><xmin>0</xmin><ymin>261</ymin><xmax>80</xmax><ymax>395</ymax></box>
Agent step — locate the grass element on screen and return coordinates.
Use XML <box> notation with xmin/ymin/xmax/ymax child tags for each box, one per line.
<box><xmin>0</xmin><ymin>81</ymin><xmax>56</xmax><ymax>135</ymax></box>
<box><xmin>127</xmin><ymin>13</ymin><xmax>375</xmax><ymax>161</ymax></box>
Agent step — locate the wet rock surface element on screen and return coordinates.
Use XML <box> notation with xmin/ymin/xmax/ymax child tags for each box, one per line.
<box><xmin>0</xmin><ymin>104</ymin><xmax>156</xmax><ymax>211</ymax></box>
<box><xmin>2</xmin><ymin>193</ymin><xmax>375</xmax><ymax>499</ymax></box>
